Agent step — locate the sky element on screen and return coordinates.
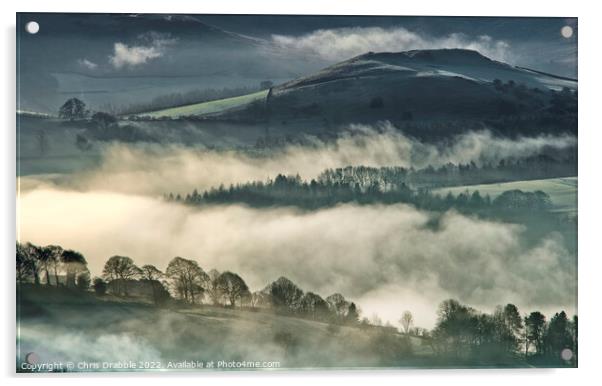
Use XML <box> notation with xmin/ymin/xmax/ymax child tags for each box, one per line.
<box><xmin>16</xmin><ymin>13</ymin><xmax>577</xmax><ymax>113</ymax></box>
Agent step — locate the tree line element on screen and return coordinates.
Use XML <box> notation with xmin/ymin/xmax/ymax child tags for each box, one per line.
<box><xmin>17</xmin><ymin>242</ymin><xmax>90</xmax><ymax>289</ymax></box>
<box><xmin>166</xmin><ymin>172</ymin><xmax>553</xmax><ymax>214</ymax></box>
<box><xmin>16</xmin><ymin>242</ymin><xmax>360</xmax><ymax>325</ymax></box>
<box><xmin>318</xmin><ymin>155</ymin><xmax>575</xmax><ymax>190</ymax></box>
<box><xmin>423</xmin><ymin>299</ymin><xmax>577</xmax><ymax>366</ymax></box>
<box><xmin>16</xmin><ymin>241</ymin><xmax>576</xmax><ymax>366</ymax></box>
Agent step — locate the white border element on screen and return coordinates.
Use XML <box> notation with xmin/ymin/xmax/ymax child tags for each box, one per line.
<box><xmin>3</xmin><ymin>1</ymin><xmax>601</xmax><ymax>385</ymax></box>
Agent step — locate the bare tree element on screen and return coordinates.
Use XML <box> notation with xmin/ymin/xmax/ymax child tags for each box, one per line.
<box><xmin>215</xmin><ymin>271</ymin><xmax>250</xmax><ymax>307</ymax></box>
<box><xmin>16</xmin><ymin>242</ymin><xmax>35</xmax><ymax>284</ymax></box>
<box><xmin>102</xmin><ymin>255</ymin><xmax>141</xmax><ymax>295</ymax></box>
<box><xmin>165</xmin><ymin>257</ymin><xmax>209</xmax><ymax>304</ymax></box>
<box><xmin>37</xmin><ymin>245</ymin><xmax>63</xmax><ymax>286</ymax></box>
<box><xmin>61</xmin><ymin>249</ymin><xmax>88</xmax><ymax>288</ymax></box>
<box><xmin>206</xmin><ymin>269</ymin><xmax>222</xmax><ymax>305</ymax></box>
<box><xmin>44</xmin><ymin>245</ymin><xmax>64</xmax><ymax>286</ymax></box>
<box><xmin>326</xmin><ymin>293</ymin><xmax>350</xmax><ymax>319</ymax></box>
<box><xmin>140</xmin><ymin>264</ymin><xmax>166</xmax><ymax>304</ymax></box>
<box><xmin>400</xmin><ymin>310</ymin><xmax>414</xmax><ymax>334</ymax></box>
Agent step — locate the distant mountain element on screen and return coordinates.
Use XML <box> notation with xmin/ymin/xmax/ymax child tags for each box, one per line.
<box><xmin>260</xmin><ymin>49</ymin><xmax>576</xmax><ymax>133</ymax></box>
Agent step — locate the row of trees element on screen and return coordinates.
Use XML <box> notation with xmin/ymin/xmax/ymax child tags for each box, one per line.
<box><xmin>17</xmin><ymin>243</ymin><xmax>362</xmax><ymax>325</ymax></box>
<box><xmin>257</xmin><ymin>277</ymin><xmax>359</xmax><ymax>324</ymax></box>
<box><xmin>167</xmin><ymin>173</ymin><xmax>553</xmax><ymax>214</ymax></box>
<box><xmin>424</xmin><ymin>299</ymin><xmax>577</xmax><ymax>365</ymax></box>
<box><xmin>99</xmin><ymin>256</ymin><xmax>362</xmax><ymax>324</ymax></box>
<box><xmin>317</xmin><ymin>155</ymin><xmax>576</xmax><ymax>190</ymax></box>
<box><xmin>16</xmin><ymin>242</ymin><xmax>576</xmax><ymax>365</ymax></box>
<box><xmin>16</xmin><ymin>242</ymin><xmax>89</xmax><ymax>289</ymax></box>
<box><xmin>101</xmin><ymin>256</ymin><xmax>361</xmax><ymax>324</ymax></box>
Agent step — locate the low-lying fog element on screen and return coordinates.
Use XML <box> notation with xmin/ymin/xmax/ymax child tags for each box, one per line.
<box><xmin>17</xmin><ymin>127</ymin><xmax>577</xmax><ymax>328</ymax></box>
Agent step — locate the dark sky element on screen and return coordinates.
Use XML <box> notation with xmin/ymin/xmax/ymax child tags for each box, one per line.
<box><xmin>16</xmin><ymin>13</ymin><xmax>577</xmax><ymax>112</ymax></box>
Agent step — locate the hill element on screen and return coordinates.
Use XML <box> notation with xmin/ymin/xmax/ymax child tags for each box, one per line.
<box><xmin>136</xmin><ymin>49</ymin><xmax>577</xmax><ymax>140</ymax></box>
<box><xmin>433</xmin><ymin>177</ymin><xmax>577</xmax><ymax>215</ymax></box>
<box><xmin>262</xmin><ymin>49</ymin><xmax>576</xmax><ymax>128</ymax></box>
<box><xmin>17</xmin><ymin>285</ymin><xmax>435</xmax><ymax>371</ymax></box>
<box><xmin>139</xmin><ymin>90</ymin><xmax>269</xmax><ymax>119</ymax></box>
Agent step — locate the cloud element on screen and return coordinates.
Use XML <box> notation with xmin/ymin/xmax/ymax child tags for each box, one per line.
<box><xmin>272</xmin><ymin>27</ymin><xmax>512</xmax><ymax>63</ymax></box>
<box><xmin>77</xmin><ymin>58</ymin><xmax>98</xmax><ymax>70</ymax></box>
<box><xmin>16</xmin><ymin>127</ymin><xmax>576</xmax><ymax>328</ymax></box>
<box><xmin>109</xmin><ymin>32</ymin><xmax>176</xmax><ymax>69</ymax></box>
<box><xmin>22</xmin><ymin>126</ymin><xmax>575</xmax><ymax>196</ymax></box>
<box><xmin>17</xmin><ymin>190</ymin><xmax>576</xmax><ymax>328</ymax></box>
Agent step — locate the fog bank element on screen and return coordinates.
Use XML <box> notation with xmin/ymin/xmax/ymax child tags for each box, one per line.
<box><xmin>20</xmin><ymin>126</ymin><xmax>576</xmax><ymax>197</ymax></box>
<box><xmin>18</xmin><ymin>188</ymin><xmax>576</xmax><ymax>328</ymax></box>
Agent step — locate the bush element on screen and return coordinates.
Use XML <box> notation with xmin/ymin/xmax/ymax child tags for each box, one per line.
<box><xmin>93</xmin><ymin>277</ymin><xmax>108</xmax><ymax>296</ymax></box>
<box><xmin>76</xmin><ymin>272</ymin><xmax>91</xmax><ymax>290</ymax></box>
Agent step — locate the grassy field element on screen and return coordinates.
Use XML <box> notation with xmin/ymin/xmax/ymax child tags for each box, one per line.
<box><xmin>138</xmin><ymin>89</ymin><xmax>269</xmax><ymax>119</ymax></box>
<box><xmin>433</xmin><ymin>177</ymin><xmax>577</xmax><ymax>213</ymax></box>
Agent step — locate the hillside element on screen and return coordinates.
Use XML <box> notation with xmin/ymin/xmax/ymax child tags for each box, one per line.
<box><xmin>136</xmin><ymin>49</ymin><xmax>577</xmax><ymax>141</ymax></box>
<box><xmin>262</xmin><ymin>49</ymin><xmax>576</xmax><ymax>128</ymax></box>
<box><xmin>433</xmin><ymin>177</ymin><xmax>577</xmax><ymax>214</ymax></box>
<box><xmin>17</xmin><ymin>285</ymin><xmax>435</xmax><ymax>371</ymax></box>
<box><xmin>139</xmin><ymin>90</ymin><xmax>269</xmax><ymax>119</ymax></box>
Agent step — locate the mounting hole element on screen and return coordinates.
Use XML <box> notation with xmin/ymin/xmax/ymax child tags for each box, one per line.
<box><xmin>561</xmin><ymin>348</ymin><xmax>573</xmax><ymax>361</ymax></box>
<box><xmin>25</xmin><ymin>21</ymin><xmax>39</xmax><ymax>34</ymax></box>
<box><xmin>561</xmin><ymin>26</ymin><xmax>573</xmax><ymax>39</ymax></box>
<box><xmin>25</xmin><ymin>352</ymin><xmax>39</xmax><ymax>364</ymax></box>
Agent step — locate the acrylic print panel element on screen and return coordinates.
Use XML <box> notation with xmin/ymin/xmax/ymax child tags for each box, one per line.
<box><xmin>16</xmin><ymin>13</ymin><xmax>577</xmax><ymax>372</ymax></box>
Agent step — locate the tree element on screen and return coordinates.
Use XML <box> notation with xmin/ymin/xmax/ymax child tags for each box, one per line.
<box><xmin>20</xmin><ymin>242</ymin><xmax>42</xmax><ymax>285</ymax></box>
<box><xmin>16</xmin><ymin>242</ymin><xmax>35</xmax><ymax>284</ymax></box>
<box><xmin>76</xmin><ymin>270</ymin><xmax>91</xmax><ymax>290</ymax></box>
<box><xmin>268</xmin><ymin>277</ymin><xmax>304</xmax><ymax>313</ymax></box>
<box><xmin>37</xmin><ymin>245</ymin><xmax>63</xmax><ymax>286</ymax></box>
<box><xmin>91</xmin><ymin>111</ymin><xmax>118</xmax><ymax>129</ymax></box>
<box><xmin>570</xmin><ymin>315</ymin><xmax>578</xmax><ymax>365</ymax></box>
<box><xmin>326</xmin><ymin>293</ymin><xmax>350</xmax><ymax>320</ymax></box>
<box><xmin>502</xmin><ymin>304</ymin><xmax>523</xmax><ymax>350</ymax></box>
<box><xmin>140</xmin><ymin>264</ymin><xmax>166</xmax><ymax>305</ymax></box>
<box><xmin>206</xmin><ymin>269</ymin><xmax>222</xmax><ymax>305</ymax></box>
<box><xmin>215</xmin><ymin>271</ymin><xmax>250</xmax><ymax>307</ymax></box>
<box><xmin>300</xmin><ymin>292</ymin><xmax>330</xmax><ymax>320</ymax></box>
<box><xmin>346</xmin><ymin>302</ymin><xmax>360</xmax><ymax>324</ymax></box>
<box><xmin>525</xmin><ymin>311</ymin><xmax>546</xmax><ymax>356</ymax></box>
<box><xmin>58</xmin><ymin>98</ymin><xmax>88</xmax><ymax>120</ymax></box>
<box><xmin>545</xmin><ymin>311</ymin><xmax>571</xmax><ymax>359</ymax></box>
<box><xmin>432</xmin><ymin>299</ymin><xmax>478</xmax><ymax>357</ymax></box>
<box><xmin>165</xmin><ymin>257</ymin><xmax>209</xmax><ymax>304</ymax></box>
<box><xmin>93</xmin><ymin>277</ymin><xmax>108</xmax><ymax>296</ymax></box>
<box><xmin>400</xmin><ymin>310</ymin><xmax>414</xmax><ymax>334</ymax></box>
<box><xmin>102</xmin><ymin>255</ymin><xmax>141</xmax><ymax>295</ymax></box>
<box><xmin>61</xmin><ymin>249</ymin><xmax>87</xmax><ymax>288</ymax></box>
<box><xmin>42</xmin><ymin>245</ymin><xmax>63</xmax><ymax>286</ymax></box>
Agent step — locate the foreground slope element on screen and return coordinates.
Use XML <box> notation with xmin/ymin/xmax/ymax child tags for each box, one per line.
<box><xmin>17</xmin><ymin>286</ymin><xmax>437</xmax><ymax>370</ymax></box>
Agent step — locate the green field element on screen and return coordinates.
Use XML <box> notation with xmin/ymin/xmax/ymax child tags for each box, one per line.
<box><xmin>138</xmin><ymin>89</ymin><xmax>269</xmax><ymax>118</ymax></box>
<box><xmin>433</xmin><ymin>177</ymin><xmax>577</xmax><ymax>213</ymax></box>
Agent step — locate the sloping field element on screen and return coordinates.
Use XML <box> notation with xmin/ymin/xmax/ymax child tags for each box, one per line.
<box><xmin>433</xmin><ymin>177</ymin><xmax>577</xmax><ymax>213</ymax></box>
<box><xmin>139</xmin><ymin>89</ymin><xmax>269</xmax><ymax>118</ymax></box>
<box><xmin>17</xmin><ymin>286</ymin><xmax>433</xmax><ymax>371</ymax></box>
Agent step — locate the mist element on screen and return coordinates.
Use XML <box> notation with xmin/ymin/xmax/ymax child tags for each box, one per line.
<box><xmin>18</xmin><ymin>187</ymin><xmax>576</xmax><ymax>328</ymax></box>
<box><xmin>17</xmin><ymin>126</ymin><xmax>578</xmax><ymax>328</ymax></box>
<box><xmin>272</xmin><ymin>27</ymin><xmax>512</xmax><ymax>63</ymax></box>
<box><xmin>20</xmin><ymin>126</ymin><xmax>577</xmax><ymax>197</ymax></box>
